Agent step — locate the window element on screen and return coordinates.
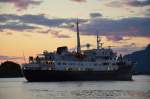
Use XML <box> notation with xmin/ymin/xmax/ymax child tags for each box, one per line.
<box><xmin>68</xmin><ymin>68</ymin><xmax>72</xmax><ymax>71</ymax></box>
<box><xmin>103</xmin><ymin>63</ymin><xmax>109</xmax><ymax>65</ymax></box>
<box><xmin>94</xmin><ymin>63</ymin><xmax>97</xmax><ymax>66</ymax></box>
<box><xmin>63</xmin><ymin>62</ymin><xmax>66</xmax><ymax>65</ymax></box>
<box><xmin>112</xmin><ymin>63</ymin><xmax>116</xmax><ymax>65</ymax></box>
<box><xmin>85</xmin><ymin>68</ymin><xmax>93</xmax><ymax>71</ymax></box>
<box><xmin>57</xmin><ymin>62</ymin><xmax>61</xmax><ymax>65</ymax></box>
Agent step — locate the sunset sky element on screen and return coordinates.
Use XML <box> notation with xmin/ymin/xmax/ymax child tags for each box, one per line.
<box><xmin>0</xmin><ymin>0</ymin><xmax>150</xmax><ymax>64</ymax></box>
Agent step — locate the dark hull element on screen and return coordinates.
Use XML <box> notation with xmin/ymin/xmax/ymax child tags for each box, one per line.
<box><xmin>23</xmin><ymin>65</ymin><xmax>133</xmax><ymax>82</ymax></box>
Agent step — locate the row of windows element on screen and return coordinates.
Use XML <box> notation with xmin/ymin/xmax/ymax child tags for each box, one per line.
<box><xmin>57</xmin><ymin>62</ymin><xmax>116</xmax><ymax>66</ymax></box>
<box><xmin>65</xmin><ymin>67</ymin><xmax>94</xmax><ymax>71</ymax></box>
<box><xmin>63</xmin><ymin>66</ymin><xmax>118</xmax><ymax>71</ymax></box>
<box><xmin>57</xmin><ymin>62</ymin><xmax>95</xmax><ymax>66</ymax></box>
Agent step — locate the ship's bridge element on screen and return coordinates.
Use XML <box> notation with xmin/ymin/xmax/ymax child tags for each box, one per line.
<box><xmin>83</xmin><ymin>48</ymin><xmax>117</xmax><ymax>61</ymax></box>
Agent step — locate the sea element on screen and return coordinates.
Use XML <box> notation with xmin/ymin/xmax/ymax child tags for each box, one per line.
<box><xmin>0</xmin><ymin>75</ymin><xmax>150</xmax><ymax>99</ymax></box>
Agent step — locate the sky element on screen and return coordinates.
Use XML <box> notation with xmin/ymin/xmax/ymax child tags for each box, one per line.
<box><xmin>0</xmin><ymin>0</ymin><xmax>150</xmax><ymax>64</ymax></box>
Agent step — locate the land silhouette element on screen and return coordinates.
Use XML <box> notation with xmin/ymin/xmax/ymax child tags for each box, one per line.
<box><xmin>124</xmin><ymin>44</ymin><xmax>150</xmax><ymax>75</ymax></box>
<box><xmin>0</xmin><ymin>61</ymin><xmax>23</xmax><ymax>78</ymax></box>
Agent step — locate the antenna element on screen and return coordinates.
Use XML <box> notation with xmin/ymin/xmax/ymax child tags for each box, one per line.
<box><xmin>97</xmin><ymin>32</ymin><xmax>103</xmax><ymax>49</ymax></box>
<box><xmin>97</xmin><ymin>32</ymin><xmax>100</xmax><ymax>49</ymax></box>
<box><xmin>22</xmin><ymin>51</ymin><xmax>26</xmax><ymax>63</ymax></box>
<box><xmin>76</xmin><ymin>19</ymin><xmax>81</xmax><ymax>53</ymax></box>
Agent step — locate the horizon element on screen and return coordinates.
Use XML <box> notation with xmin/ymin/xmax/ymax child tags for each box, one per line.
<box><xmin>0</xmin><ymin>0</ymin><xmax>150</xmax><ymax>64</ymax></box>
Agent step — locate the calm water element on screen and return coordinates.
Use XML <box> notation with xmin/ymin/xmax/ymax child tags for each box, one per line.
<box><xmin>0</xmin><ymin>75</ymin><xmax>150</xmax><ymax>99</ymax></box>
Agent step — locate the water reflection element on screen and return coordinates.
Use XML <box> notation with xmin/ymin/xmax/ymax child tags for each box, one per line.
<box><xmin>25</xmin><ymin>89</ymin><xmax>150</xmax><ymax>99</ymax></box>
<box><xmin>0</xmin><ymin>75</ymin><xmax>150</xmax><ymax>99</ymax></box>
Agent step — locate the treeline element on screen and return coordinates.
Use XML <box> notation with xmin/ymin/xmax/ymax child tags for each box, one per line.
<box><xmin>0</xmin><ymin>61</ymin><xmax>23</xmax><ymax>78</ymax></box>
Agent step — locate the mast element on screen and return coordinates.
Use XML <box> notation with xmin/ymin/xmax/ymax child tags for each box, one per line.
<box><xmin>97</xmin><ymin>32</ymin><xmax>103</xmax><ymax>49</ymax></box>
<box><xmin>97</xmin><ymin>32</ymin><xmax>100</xmax><ymax>49</ymax></box>
<box><xmin>76</xmin><ymin>19</ymin><xmax>81</xmax><ymax>53</ymax></box>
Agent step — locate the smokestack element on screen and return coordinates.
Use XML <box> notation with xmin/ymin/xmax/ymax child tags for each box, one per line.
<box><xmin>76</xmin><ymin>19</ymin><xmax>81</xmax><ymax>53</ymax></box>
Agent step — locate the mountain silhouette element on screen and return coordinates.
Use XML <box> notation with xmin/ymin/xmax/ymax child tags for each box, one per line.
<box><xmin>124</xmin><ymin>44</ymin><xmax>150</xmax><ymax>74</ymax></box>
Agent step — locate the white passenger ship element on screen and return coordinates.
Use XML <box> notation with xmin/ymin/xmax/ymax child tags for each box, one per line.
<box><xmin>23</xmin><ymin>20</ymin><xmax>134</xmax><ymax>81</ymax></box>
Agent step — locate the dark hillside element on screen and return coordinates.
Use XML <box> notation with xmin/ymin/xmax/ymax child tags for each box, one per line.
<box><xmin>124</xmin><ymin>44</ymin><xmax>150</xmax><ymax>74</ymax></box>
<box><xmin>0</xmin><ymin>61</ymin><xmax>23</xmax><ymax>77</ymax></box>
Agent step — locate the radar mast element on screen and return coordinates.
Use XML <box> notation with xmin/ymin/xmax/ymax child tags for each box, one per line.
<box><xmin>97</xmin><ymin>32</ymin><xmax>103</xmax><ymax>49</ymax></box>
<box><xmin>76</xmin><ymin>19</ymin><xmax>81</xmax><ymax>53</ymax></box>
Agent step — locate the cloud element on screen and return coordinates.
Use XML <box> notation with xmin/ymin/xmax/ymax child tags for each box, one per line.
<box><xmin>0</xmin><ymin>14</ymin><xmax>86</xmax><ymax>32</ymax></box>
<box><xmin>106</xmin><ymin>35</ymin><xmax>124</xmax><ymax>41</ymax></box>
<box><xmin>34</xmin><ymin>28</ymin><xmax>71</xmax><ymax>38</ymax></box>
<box><xmin>0</xmin><ymin>14</ymin><xmax>19</xmax><ymax>22</ymax></box>
<box><xmin>36</xmin><ymin>29</ymin><xmax>52</xmax><ymax>34</ymax></box>
<box><xmin>144</xmin><ymin>8</ymin><xmax>150</xmax><ymax>16</ymax></box>
<box><xmin>0</xmin><ymin>14</ymin><xmax>150</xmax><ymax>40</ymax></box>
<box><xmin>0</xmin><ymin>22</ymin><xmax>38</xmax><ymax>31</ymax></box>
<box><xmin>5</xmin><ymin>32</ymin><xmax>13</xmax><ymax>35</ymax></box>
<box><xmin>0</xmin><ymin>0</ymin><xmax>41</xmax><ymax>11</ymax></box>
<box><xmin>113</xmin><ymin>43</ymin><xmax>144</xmax><ymax>55</ymax></box>
<box><xmin>71</xmin><ymin>0</ymin><xmax>86</xmax><ymax>3</ymax></box>
<box><xmin>128</xmin><ymin>0</ymin><xmax>150</xmax><ymax>7</ymax></box>
<box><xmin>49</xmin><ymin>29</ymin><xmax>71</xmax><ymax>38</ymax></box>
<box><xmin>90</xmin><ymin>13</ymin><xmax>102</xmax><ymax>18</ymax></box>
<box><xmin>19</xmin><ymin>14</ymin><xmax>77</xmax><ymax>27</ymax></box>
<box><xmin>0</xmin><ymin>14</ymin><xmax>84</xmax><ymax>28</ymax></box>
<box><xmin>106</xmin><ymin>0</ymin><xmax>150</xmax><ymax>8</ymax></box>
<box><xmin>0</xmin><ymin>55</ymin><xmax>23</xmax><ymax>60</ymax></box>
<box><xmin>78</xmin><ymin>17</ymin><xmax>150</xmax><ymax>41</ymax></box>
<box><xmin>18</xmin><ymin>14</ymin><xmax>87</xmax><ymax>28</ymax></box>
<box><xmin>0</xmin><ymin>14</ymin><xmax>77</xmax><ymax>38</ymax></box>
<box><xmin>105</xmin><ymin>1</ymin><xmax>126</xmax><ymax>8</ymax></box>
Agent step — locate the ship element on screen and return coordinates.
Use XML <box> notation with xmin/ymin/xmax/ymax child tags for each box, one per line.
<box><xmin>22</xmin><ymin>20</ymin><xmax>134</xmax><ymax>82</ymax></box>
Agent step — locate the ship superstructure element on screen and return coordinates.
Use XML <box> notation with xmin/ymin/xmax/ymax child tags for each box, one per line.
<box><xmin>23</xmin><ymin>20</ymin><xmax>134</xmax><ymax>81</ymax></box>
